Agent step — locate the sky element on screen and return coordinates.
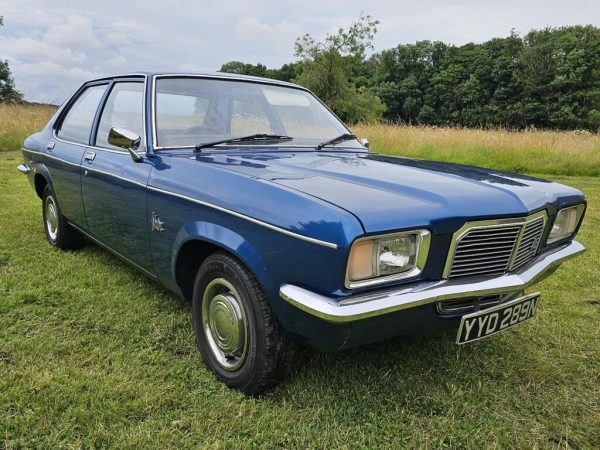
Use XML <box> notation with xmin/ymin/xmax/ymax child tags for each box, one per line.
<box><xmin>1</xmin><ymin>0</ymin><xmax>599</xmax><ymax>103</ymax></box>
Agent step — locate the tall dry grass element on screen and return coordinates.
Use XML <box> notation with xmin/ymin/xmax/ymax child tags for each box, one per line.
<box><xmin>353</xmin><ymin>123</ymin><xmax>600</xmax><ymax>177</ymax></box>
<box><xmin>0</xmin><ymin>103</ymin><xmax>57</xmax><ymax>151</ymax></box>
<box><xmin>1</xmin><ymin>104</ymin><xmax>598</xmax><ymax>176</ymax></box>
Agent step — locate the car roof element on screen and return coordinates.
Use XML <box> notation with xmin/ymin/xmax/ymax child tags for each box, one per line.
<box><xmin>86</xmin><ymin>71</ymin><xmax>301</xmax><ymax>89</ymax></box>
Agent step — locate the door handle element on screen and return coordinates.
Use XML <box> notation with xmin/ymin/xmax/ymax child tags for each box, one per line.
<box><xmin>84</xmin><ymin>151</ymin><xmax>96</xmax><ymax>162</ymax></box>
<box><xmin>47</xmin><ymin>142</ymin><xmax>55</xmax><ymax>151</ymax></box>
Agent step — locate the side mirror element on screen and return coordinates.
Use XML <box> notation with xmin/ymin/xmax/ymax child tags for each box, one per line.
<box><xmin>360</xmin><ymin>138</ymin><xmax>370</xmax><ymax>149</ymax></box>
<box><xmin>108</xmin><ymin>127</ymin><xmax>143</xmax><ymax>162</ymax></box>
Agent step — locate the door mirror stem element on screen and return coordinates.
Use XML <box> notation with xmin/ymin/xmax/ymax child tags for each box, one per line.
<box><xmin>127</xmin><ymin>147</ymin><xmax>143</xmax><ymax>163</ymax></box>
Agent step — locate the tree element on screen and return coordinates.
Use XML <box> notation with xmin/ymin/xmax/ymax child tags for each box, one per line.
<box><xmin>219</xmin><ymin>61</ymin><xmax>268</xmax><ymax>77</ymax></box>
<box><xmin>518</xmin><ymin>25</ymin><xmax>600</xmax><ymax>130</ymax></box>
<box><xmin>370</xmin><ymin>40</ymin><xmax>446</xmax><ymax>122</ymax></box>
<box><xmin>219</xmin><ymin>60</ymin><xmax>303</xmax><ymax>82</ymax></box>
<box><xmin>292</xmin><ymin>14</ymin><xmax>385</xmax><ymax>122</ymax></box>
<box><xmin>217</xmin><ymin>23</ymin><xmax>600</xmax><ymax>130</ymax></box>
<box><xmin>0</xmin><ymin>16</ymin><xmax>23</xmax><ymax>102</ymax></box>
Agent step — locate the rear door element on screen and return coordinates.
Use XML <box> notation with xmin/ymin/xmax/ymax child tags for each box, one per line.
<box><xmin>81</xmin><ymin>79</ymin><xmax>155</xmax><ymax>274</ymax></box>
<box><xmin>51</xmin><ymin>83</ymin><xmax>108</xmax><ymax>228</ymax></box>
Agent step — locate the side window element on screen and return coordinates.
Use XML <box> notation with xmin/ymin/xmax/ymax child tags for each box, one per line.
<box><xmin>96</xmin><ymin>82</ymin><xmax>145</xmax><ymax>151</ymax></box>
<box><xmin>57</xmin><ymin>84</ymin><xmax>107</xmax><ymax>144</ymax></box>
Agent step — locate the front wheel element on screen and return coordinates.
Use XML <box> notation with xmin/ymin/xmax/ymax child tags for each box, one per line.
<box><xmin>192</xmin><ymin>252</ymin><xmax>293</xmax><ymax>395</ymax></box>
<box><xmin>42</xmin><ymin>185</ymin><xmax>84</xmax><ymax>250</ymax></box>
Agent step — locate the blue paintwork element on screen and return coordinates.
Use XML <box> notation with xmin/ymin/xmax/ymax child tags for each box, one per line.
<box><xmin>188</xmin><ymin>150</ymin><xmax>585</xmax><ymax>235</ymax></box>
<box><xmin>21</xmin><ymin>71</ymin><xmax>587</xmax><ymax>351</ymax></box>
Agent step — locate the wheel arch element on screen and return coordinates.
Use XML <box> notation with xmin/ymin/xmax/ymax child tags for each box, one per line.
<box><xmin>172</xmin><ymin>221</ymin><xmax>275</xmax><ymax>302</ymax></box>
<box><xmin>34</xmin><ymin>166</ymin><xmax>52</xmax><ymax>199</ymax></box>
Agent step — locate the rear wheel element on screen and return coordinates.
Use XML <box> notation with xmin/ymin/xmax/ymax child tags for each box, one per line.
<box><xmin>42</xmin><ymin>185</ymin><xmax>84</xmax><ymax>250</ymax></box>
<box><xmin>192</xmin><ymin>252</ymin><xmax>293</xmax><ymax>395</ymax></box>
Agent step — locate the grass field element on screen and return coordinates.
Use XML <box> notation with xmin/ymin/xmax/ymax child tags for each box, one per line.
<box><xmin>1</xmin><ymin>103</ymin><xmax>600</xmax><ymax>178</ymax></box>
<box><xmin>0</xmin><ymin>104</ymin><xmax>56</xmax><ymax>153</ymax></box>
<box><xmin>353</xmin><ymin>123</ymin><xmax>600</xmax><ymax>177</ymax></box>
<box><xmin>1</xmin><ymin>105</ymin><xmax>599</xmax><ymax>448</ymax></box>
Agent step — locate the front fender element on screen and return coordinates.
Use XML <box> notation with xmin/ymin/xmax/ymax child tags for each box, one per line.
<box><xmin>171</xmin><ymin>221</ymin><xmax>275</xmax><ymax>295</ymax></box>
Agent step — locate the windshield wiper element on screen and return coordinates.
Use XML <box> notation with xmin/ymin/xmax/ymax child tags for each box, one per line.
<box><xmin>316</xmin><ymin>133</ymin><xmax>357</xmax><ymax>150</ymax></box>
<box><xmin>195</xmin><ymin>133</ymin><xmax>293</xmax><ymax>151</ymax></box>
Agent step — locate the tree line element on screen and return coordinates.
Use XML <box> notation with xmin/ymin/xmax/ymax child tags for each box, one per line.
<box><xmin>220</xmin><ymin>17</ymin><xmax>600</xmax><ymax>131</ymax></box>
<box><xmin>0</xmin><ymin>16</ymin><xmax>23</xmax><ymax>102</ymax></box>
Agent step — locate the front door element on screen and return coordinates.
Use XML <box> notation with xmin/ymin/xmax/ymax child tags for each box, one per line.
<box><xmin>81</xmin><ymin>80</ymin><xmax>154</xmax><ymax>274</ymax></box>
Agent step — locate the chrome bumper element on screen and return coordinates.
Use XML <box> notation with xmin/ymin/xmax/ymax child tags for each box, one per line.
<box><xmin>279</xmin><ymin>240</ymin><xmax>585</xmax><ymax>323</ymax></box>
<box><xmin>16</xmin><ymin>164</ymin><xmax>32</xmax><ymax>174</ymax></box>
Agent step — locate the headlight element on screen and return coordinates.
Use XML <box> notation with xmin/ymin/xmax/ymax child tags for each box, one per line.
<box><xmin>346</xmin><ymin>230</ymin><xmax>431</xmax><ymax>288</ymax></box>
<box><xmin>547</xmin><ymin>204</ymin><xmax>585</xmax><ymax>244</ymax></box>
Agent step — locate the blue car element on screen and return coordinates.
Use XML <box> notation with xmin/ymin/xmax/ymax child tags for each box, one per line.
<box><xmin>19</xmin><ymin>72</ymin><xmax>586</xmax><ymax>394</ymax></box>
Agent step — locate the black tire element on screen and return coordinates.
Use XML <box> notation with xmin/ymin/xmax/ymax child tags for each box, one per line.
<box><xmin>192</xmin><ymin>251</ymin><xmax>294</xmax><ymax>395</ymax></box>
<box><xmin>42</xmin><ymin>185</ymin><xmax>84</xmax><ymax>250</ymax></box>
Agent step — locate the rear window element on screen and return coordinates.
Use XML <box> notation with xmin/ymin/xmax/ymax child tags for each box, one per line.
<box><xmin>57</xmin><ymin>84</ymin><xmax>107</xmax><ymax>144</ymax></box>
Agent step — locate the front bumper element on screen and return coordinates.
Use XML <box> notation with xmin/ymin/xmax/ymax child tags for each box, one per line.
<box><xmin>279</xmin><ymin>240</ymin><xmax>585</xmax><ymax>323</ymax></box>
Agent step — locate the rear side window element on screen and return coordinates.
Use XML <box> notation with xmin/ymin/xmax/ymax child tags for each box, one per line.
<box><xmin>96</xmin><ymin>82</ymin><xmax>145</xmax><ymax>151</ymax></box>
<box><xmin>57</xmin><ymin>84</ymin><xmax>107</xmax><ymax>144</ymax></box>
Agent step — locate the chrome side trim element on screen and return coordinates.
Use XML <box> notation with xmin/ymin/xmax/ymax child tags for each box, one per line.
<box><xmin>68</xmin><ymin>223</ymin><xmax>157</xmax><ymax>279</ymax></box>
<box><xmin>16</xmin><ymin>164</ymin><xmax>32</xmax><ymax>174</ymax></box>
<box><xmin>84</xmin><ymin>167</ymin><xmax>147</xmax><ymax>188</ymax></box>
<box><xmin>24</xmin><ymin>147</ymin><xmax>338</xmax><ymax>249</ymax></box>
<box><xmin>147</xmin><ymin>185</ymin><xmax>338</xmax><ymax>250</ymax></box>
<box><xmin>21</xmin><ymin>148</ymin><xmax>146</xmax><ymax>187</ymax></box>
<box><xmin>279</xmin><ymin>240</ymin><xmax>585</xmax><ymax>323</ymax></box>
<box><xmin>53</xmin><ymin>130</ymin><xmax>146</xmax><ymax>156</ymax></box>
<box><xmin>22</xmin><ymin>148</ymin><xmax>80</xmax><ymax>168</ymax></box>
<box><xmin>53</xmin><ymin>131</ymin><xmax>145</xmax><ymax>156</ymax></box>
<box><xmin>443</xmin><ymin>210</ymin><xmax>548</xmax><ymax>278</ymax></box>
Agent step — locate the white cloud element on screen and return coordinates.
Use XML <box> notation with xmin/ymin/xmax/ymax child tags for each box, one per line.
<box><xmin>44</xmin><ymin>14</ymin><xmax>102</xmax><ymax>50</ymax></box>
<box><xmin>0</xmin><ymin>0</ymin><xmax>598</xmax><ymax>102</ymax></box>
<box><xmin>236</xmin><ymin>17</ymin><xmax>302</xmax><ymax>43</ymax></box>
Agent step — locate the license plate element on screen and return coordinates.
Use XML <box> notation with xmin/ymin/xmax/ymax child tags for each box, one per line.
<box><xmin>456</xmin><ymin>292</ymin><xmax>541</xmax><ymax>345</ymax></box>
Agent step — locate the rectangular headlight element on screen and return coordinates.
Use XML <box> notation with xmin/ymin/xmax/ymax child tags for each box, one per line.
<box><xmin>547</xmin><ymin>204</ymin><xmax>585</xmax><ymax>244</ymax></box>
<box><xmin>346</xmin><ymin>230</ymin><xmax>431</xmax><ymax>289</ymax></box>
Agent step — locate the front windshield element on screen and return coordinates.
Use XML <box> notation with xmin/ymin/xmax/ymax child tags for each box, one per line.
<box><xmin>154</xmin><ymin>77</ymin><xmax>359</xmax><ymax>149</ymax></box>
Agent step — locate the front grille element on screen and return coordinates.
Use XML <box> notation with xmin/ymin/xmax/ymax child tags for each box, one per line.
<box><xmin>446</xmin><ymin>213</ymin><xmax>547</xmax><ymax>280</ymax></box>
<box><xmin>437</xmin><ymin>292</ymin><xmax>522</xmax><ymax>315</ymax></box>
<box><xmin>448</xmin><ymin>225</ymin><xmax>521</xmax><ymax>278</ymax></box>
<box><xmin>512</xmin><ymin>217</ymin><xmax>545</xmax><ymax>269</ymax></box>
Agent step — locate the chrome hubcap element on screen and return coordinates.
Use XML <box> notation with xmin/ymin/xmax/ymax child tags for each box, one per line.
<box><xmin>45</xmin><ymin>196</ymin><xmax>58</xmax><ymax>241</ymax></box>
<box><xmin>202</xmin><ymin>278</ymin><xmax>248</xmax><ymax>371</ymax></box>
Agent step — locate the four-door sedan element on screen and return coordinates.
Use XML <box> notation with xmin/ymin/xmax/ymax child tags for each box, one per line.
<box><xmin>19</xmin><ymin>72</ymin><xmax>586</xmax><ymax>394</ymax></box>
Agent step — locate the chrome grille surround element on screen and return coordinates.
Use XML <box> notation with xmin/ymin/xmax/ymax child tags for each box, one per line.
<box><xmin>512</xmin><ymin>216</ymin><xmax>546</xmax><ymax>269</ymax></box>
<box><xmin>443</xmin><ymin>211</ymin><xmax>547</xmax><ymax>279</ymax></box>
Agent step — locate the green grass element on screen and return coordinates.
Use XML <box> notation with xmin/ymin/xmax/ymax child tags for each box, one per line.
<box><xmin>1</xmin><ymin>148</ymin><xmax>599</xmax><ymax>448</ymax></box>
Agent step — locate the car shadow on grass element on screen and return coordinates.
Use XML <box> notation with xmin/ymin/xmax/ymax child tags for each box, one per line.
<box><xmin>267</xmin><ymin>328</ymin><xmax>540</xmax><ymax>411</ymax></box>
